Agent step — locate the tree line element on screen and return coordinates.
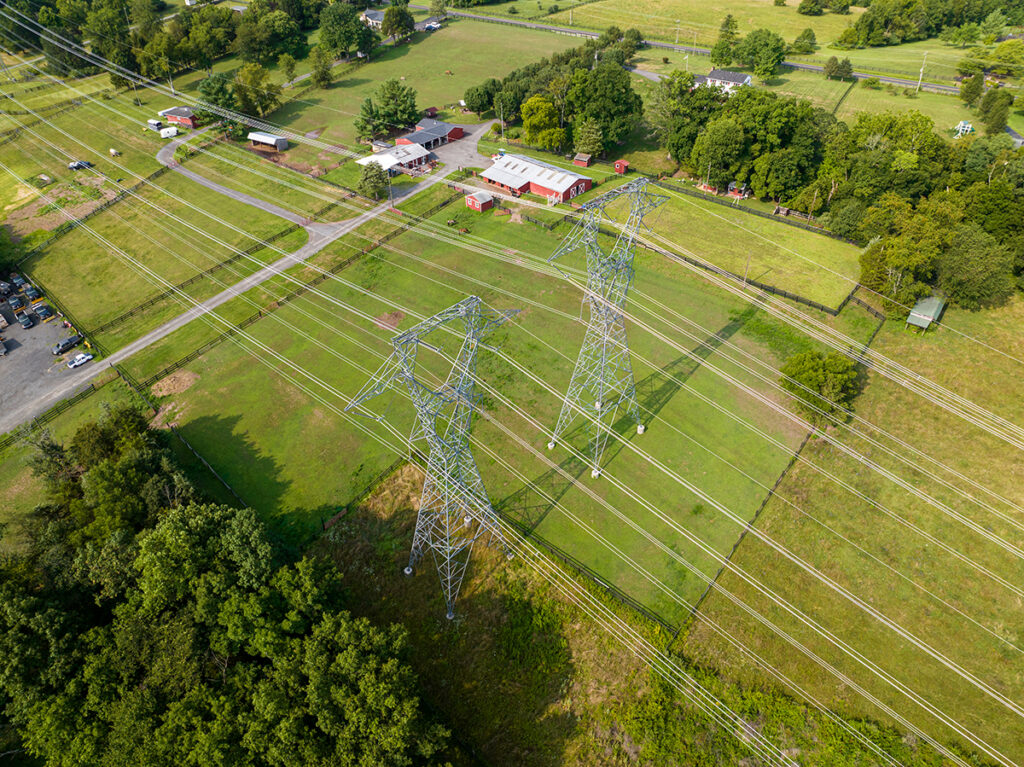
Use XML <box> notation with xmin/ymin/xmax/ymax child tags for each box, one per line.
<box><xmin>0</xmin><ymin>406</ymin><xmax>450</xmax><ymax>765</ymax></box>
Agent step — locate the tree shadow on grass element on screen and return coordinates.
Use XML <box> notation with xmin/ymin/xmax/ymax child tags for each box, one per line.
<box><xmin>496</xmin><ymin>305</ymin><xmax>757</xmax><ymax>534</ymax></box>
<box><xmin>317</xmin><ymin>466</ymin><xmax>577</xmax><ymax>767</ymax></box>
<box><xmin>172</xmin><ymin>414</ymin><xmax>295</xmax><ymax>537</ymax></box>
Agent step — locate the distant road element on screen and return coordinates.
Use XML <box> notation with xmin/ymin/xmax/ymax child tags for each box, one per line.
<box><xmin>414</xmin><ymin>7</ymin><xmax>959</xmax><ymax>94</ymax></box>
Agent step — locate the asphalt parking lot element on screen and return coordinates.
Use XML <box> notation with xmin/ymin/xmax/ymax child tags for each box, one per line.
<box><xmin>0</xmin><ymin>302</ymin><xmax>97</xmax><ymax>430</ymax></box>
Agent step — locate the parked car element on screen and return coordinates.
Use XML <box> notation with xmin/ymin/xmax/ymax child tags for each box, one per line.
<box><xmin>18</xmin><ymin>313</ymin><xmax>33</xmax><ymax>329</ymax></box>
<box><xmin>8</xmin><ymin>295</ymin><xmax>24</xmax><ymax>311</ymax></box>
<box><xmin>67</xmin><ymin>352</ymin><xmax>93</xmax><ymax>369</ymax></box>
<box><xmin>10</xmin><ymin>274</ymin><xmax>26</xmax><ymax>289</ymax></box>
<box><xmin>424</xmin><ymin>21</ymin><xmax>441</xmax><ymax>30</ymax></box>
<box><xmin>51</xmin><ymin>334</ymin><xmax>83</xmax><ymax>355</ymax></box>
<box><xmin>0</xmin><ymin>281</ymin><xmax>11</xmax><ymax>296</ymax></box>
<box><xmin>0</xmin><ymin>338</ymin><xmax>7</xmax><ymax>356</ymax></box>
<box><xmin>68</xmin><ymin>160</ymin><xmax>94</xmax><ymax>170</ymax></box>
<box><xmin>24</xmin><ymin>285</ymin><xmax>41</xmax><ymax>301</ymax></box>
<box><xmin>35</xmin><ymin>304</ymin><xmax>54</xmax><ymax>321</ymax></box>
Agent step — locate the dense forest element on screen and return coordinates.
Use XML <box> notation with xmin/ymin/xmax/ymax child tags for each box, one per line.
<box><xmin>0</xmin><ymin>407</ymin><xmax>448</xmax><ymax>765</ymax></box>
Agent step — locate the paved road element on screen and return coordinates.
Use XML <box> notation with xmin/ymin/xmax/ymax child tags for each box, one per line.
<box><xmin>416</xmin><ymin>8</ymin><xmax>959</xmax><ymax>94</ymax></box>
<box><xmin>0</xmin><ymin>148</ymin><xmax>455</xmax><ymax>433</ymax></box>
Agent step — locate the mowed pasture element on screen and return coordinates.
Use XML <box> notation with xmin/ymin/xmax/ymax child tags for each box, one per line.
<box><xmin>262</xmin><ymin>21</ymin><xmax>579</xmax><ymax>162</ymax></box>
<box><xmin>176</xmin><ymin>138</ymin><xmax>370</xmax><ymax>220</ymax></box>
<box><xmin>684</xmin><ymin>297</ymin><xmax>1024</xmax><ymax>762</ymax></box>
<box><xmin>22</xmin><ymin>170</ymin><xmax>310</xmax><ymax>350</ymax></box>
<box><xmin>132</xmin><ymin>186</ymin><xmax>881</xmax><ymax>622</ymax></box>
<box><xmin>547</xmin><ymin>0</ymin><xmax>863</xmax><ymax>47</ymax></box>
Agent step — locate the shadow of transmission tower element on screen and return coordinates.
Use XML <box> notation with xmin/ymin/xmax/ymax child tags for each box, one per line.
<box><xmin>497</xmin><ymin>306</ymin><xmax>757</xmax><ymax>534</ymax></box>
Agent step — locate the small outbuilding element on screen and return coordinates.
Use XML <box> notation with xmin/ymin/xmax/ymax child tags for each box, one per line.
<box><xmin>573</xmin><ymin>152</ymin><xmax>592</xmax><ymax>167</ymax></box>
<box><xmin>727</xmin><ymin>181</ymin><xmax>749</xmax><ymax>199</ymax></box>
<box><xmin>614</xmin><ymin>159</ymin><xmax>629</xmax><ymax>174</ymax></box>
<box><xmin>356</xmin><ymin>143</ymin><xmax>430</xmax><ymax>174</ymax></box>
<box><xmin>906</xmin><ymin>296</ymin><xmax>946</xmax><ymax>331</ymax></box>
<box><xmin>248</xmin><ymin>131</ymin><xmax>288</xmax><ymax>152</ymax></box>
<box><xmin>159</xmin><ymin>126</ymin><xmax>178</xmax><ymax>139</ymax></box>
<box><xmin>424</xmin><ymin>106</ymin><xmax>439</xmax><ymax>119</ymax></box>
<box><xmin>466</xmin><ymin>191</ymin><xmax>493</xmax><ymax>211</ymax></box>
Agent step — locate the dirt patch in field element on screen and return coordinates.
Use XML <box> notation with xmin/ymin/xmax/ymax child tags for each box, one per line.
<box><xmin>150</xmin><ymin>369</ymin><xmax>199</xmax><ymax>397</ymax></box>
<box><xmin>305</xmin><ymin>127</ymin><xmax>325</xmax><ymax>139</ymax></box>
<box><xmin>150</xmin><ymin>401</ymin><xmax>188</xmax><ymax>429</ymax></box>
<box><xmin>374</xmin><ymin>310</ymin><xmax>405</xmax><ymax>330</ymax></box>
<box><xmin>5</xmin><ymin>177</ymin><xmax>117</xmax><ymax>239</ymax></box>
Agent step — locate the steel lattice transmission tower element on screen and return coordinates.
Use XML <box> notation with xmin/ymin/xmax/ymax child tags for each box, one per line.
<box><xmin>546</xmin><ymin>178</ymin><xmax>667</xmax><ymax>478</ymax></box>
<box><xmin>347</xmin><ymin>296</ymin><xmax>518</xmax><ymax>619</ymax></box>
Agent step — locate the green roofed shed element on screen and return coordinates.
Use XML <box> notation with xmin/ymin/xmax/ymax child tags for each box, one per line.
<box><xmin>906</xmin><ymin>296</ymin><xmax>946</xmax><ymax>330</ymax></box>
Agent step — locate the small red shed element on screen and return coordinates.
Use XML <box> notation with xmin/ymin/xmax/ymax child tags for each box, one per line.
<box><xmin>424</xmin><ymin>106</ymin><xmax>439</xmax><ymax>118</ymax></box>
<box><xmin>466</xmin><ymin>191</ymin><xmax>493</xmax><ymax>212</ymax></box>
<box><xmin>573</xmin><ymin>152</ymin><xmax>592</xmax><ymax>167</ymax></box>
<box><xmin>614</xmin><ymin>159</ymin><xmax>629</xmax><ymax>174</ymax></box>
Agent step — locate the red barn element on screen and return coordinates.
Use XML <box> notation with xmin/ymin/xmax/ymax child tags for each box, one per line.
<box><xmin>465</xmin><ymin>191</ymin><xmax>493</xmax><ymax>211</ymax></box>
<box><xmin>573</xmin><ymin>152</ymin><xmax>592</xmax><ymax>167</ymax></box>
<box><xmin>158</xmin><ymin>106</ymin><xmax>197</xmax><ymax>129</ymax></box>
<box><xmin>481</xmin><ymin>153</ymin><xmax>591</xmax><ymax>204</ymax></box>
<box><xmin>396</xmin><ymin>118</ymin><xmax>463</xmax><ymax>150</ymax></box>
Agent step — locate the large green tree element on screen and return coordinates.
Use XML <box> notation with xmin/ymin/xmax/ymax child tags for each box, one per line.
<box><xmin>690</xmin><ymin>117</ymin><xmax>744</xmax><ymax>190</ymax></box>
<box><xmin>938</xmin><ymin>223</ymin><xmax>1016</xmax><ymax>310</ymax></box>
<box><xmin>381</xmin><ymin>4</ymin><xmax>415</xmax><ymax>41</ymax></box>
<box><xmin>354</xmin><ymin>78</ymin><xmax>419</xmax><ymax>139</ymax></box>
<box><xmin>521</xmin><ymin>95</ymin><xmax>565</xmax><ymax>151</ymax></box>
<box><xmin>566</xmin><ymin>61</ymin><xmax>642</xmax><ymax>150</ymax></box>
<box><xmin>780</xmin><ymin>350</ymin><xmax>861</xmax><ymax>423</ymax></box>
<box><xmin>234</xmin><ymin>62</ymin><xmax>282</xmax><ymax>117</ymax></box>
<box><xmin>319</xmin><ymin>1</ymin><xmax>360</xmax><ymax>56</ymax></box>
<box><xmin>732</xmin><ymin>28</ymin><xmax>787</xmax><ymax>81</ymax></box>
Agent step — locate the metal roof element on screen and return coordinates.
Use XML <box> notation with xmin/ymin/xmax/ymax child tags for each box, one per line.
<box><xmin>707</xmin><ymin>69</ymin><xmax>751</xmax><ymax>85</ymax></box>
<box><xmin>356</xmin><ymin>143</ymin><xmax>429</xmax><ymax>171</ymax></box>
<box><xmin>158</xmin><ymin>106</ymin><xmax>194</xmax><ymax>118</ymax></box>
<box><xmin>906</xmin><ymin>296</ymin><xmax>946</xmax><ymax>328</ymax></box>
<box><xmin>468</xmin><ymin>191</ymin><xmax>492</xmax><ymax>203</ymax></box>
<box><xmin>363</xmin><ymin>9</ymin><xmax>384</xmax><ymax>21</ymax></box>
<box><xmin>481</xmin><ymin>153</ymin><xmax>590</xmax><ymax>195</ymax></box>
<box><xmin>247</xmin><ymin>131</ymin><xmax>287</xmax><ymax>145</ymax></box>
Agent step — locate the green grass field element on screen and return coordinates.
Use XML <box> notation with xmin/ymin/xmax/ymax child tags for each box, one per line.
<box><xmin>256</xmin><ymin>21</ymin><xmax>578</xmax><ymax>161</ymax></box>
<box><xmin>684</xmin><ymin>296</ymin><xmax>1024</xmax><ymax>762</ymax></box>
<box><xmin>121</xmin><ymin>187</ymin><xmax>879</xmax><ymax>623</ymax></box>
<box><xmin>791</xmin><ymin>37</ymin><xmax>966</xmax><ymax>84</ymax></box>
<box><xmin>545</xmin><ymin>0</ymin><xmax>863</xmax><ymax>47</ymax></box>
<box><xmin>21</xmin><ymin>171</ymin><xmax>309</xmax><ymax>349</ymax></box>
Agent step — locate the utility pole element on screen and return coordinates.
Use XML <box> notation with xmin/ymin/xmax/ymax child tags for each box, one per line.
<box><xmin>569</xmin><ymin>7</ymin><xmax>572</xmax><ymax>24</ymax></box>
<box><xmin>545</xmin><ymin>179</ymin><xmax>667</xmax><ymax>478</ymax></box>
<box><xmin>347</xmin><ymin>296</ymin><xmax>519</xmax><ymax>619</ymax></box>
<box><xmin>916</xmin><ymin>50</ymin><xmax>928</xmax><ymax>93</ymax></box>
<box><xmin>675</xmin><ymin>20</ymin><xmax>680</xmax><ymax>45</ymax></box>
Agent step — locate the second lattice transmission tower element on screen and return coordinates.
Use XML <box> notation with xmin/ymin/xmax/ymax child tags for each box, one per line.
<box><xmin>546</xmin><ymin>178</ymin><xmax>667</xmax><ymax>478</ymax></box>
<box><xmin>346</xmin><ymin>296</ymin><xmax>517</xmax><ymax>619</ymax></box>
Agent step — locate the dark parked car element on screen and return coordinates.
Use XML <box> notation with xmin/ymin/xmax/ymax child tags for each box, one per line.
<box><xmin>18</xmin><ymin>313</ymin><xmax>33</xmax><ymax>329</ymax></box>
<box><xmin>0</xmin><ymin>281</ymin><xmax>11</xmax><ymax>296</ymax></box>
<box><xmin>35</xmin><ymin>304</ymin><xmax>54</xmax><ymax>321</ymax></box>
<box><xmin>51</xmin><ymin>334</ymin><xmax>83</xmax><ymax>355</ymax></box>
<box><xmin>24</xmin><ymin>285</ymin><xmax>41</xmax><ymax>301</ymax></box>
<box><xmin>10</xmin><ymin>274</ymin><xmax>26</xmax><ymax>289</ymax></box>
<box><xmin>8</xmin><ymin>295</ymin><xmax>24</xmax><ymax>311</ymax></box>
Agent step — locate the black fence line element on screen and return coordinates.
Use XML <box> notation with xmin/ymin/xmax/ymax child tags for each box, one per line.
<box><xmin>19</xmin><ymin>271</ymin><xmax>107</xmax><ymax>356</ymax></box>
<box><xmin>0</xmin><ymin>89</ymin><xmax>114</xmax><ymax>116</ymax></box>
<box><xmin>500</xmin><ymin>509</ymin><xmax>679</xmax><ymax>635</ymax></box>
<box><xmin>18</xmin><ymin>164</ymin><xmax>175</xmax><ymax>263</ymax></box>
<box><xmin>89</xmin><ymin>200</ymin><xmax>340</xmax><ymax>338</ymax></box>
<box><xmin>115</xmin><ymin>366</ymin><xmax>249</xmax><ymax>506</ymax></box>
<box><xmin>132</xmin><ymin>190</ymin><xmax>463</xmax><ymax>388</ymax></box>
<box><xmin>0</xmin><ymin>95</ymin><xmax>94</xmax><ymax>138</ymax></box>
<box><xmin>0</xmin><ymin>383</ymin><xmax>98</xmax><ymax>453</ymax></box>
<box><xmin>650</xmin><ymin>179</ymin><xmax>857</xmax><ymax>244</ymax></box>
<box><xmin>849</xmin><ymin>293</ymin><xmax>886</xmax><ymax>320</ymax></box>
<box><xmin>832</xmin><ymin>79</ymin><xmax>858</xmax><ymax>115</ymax></box>
<box><xmin>681</xmin><ymin>428</ymin><xmax>815</xmax><ymax>636</ymax></box>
